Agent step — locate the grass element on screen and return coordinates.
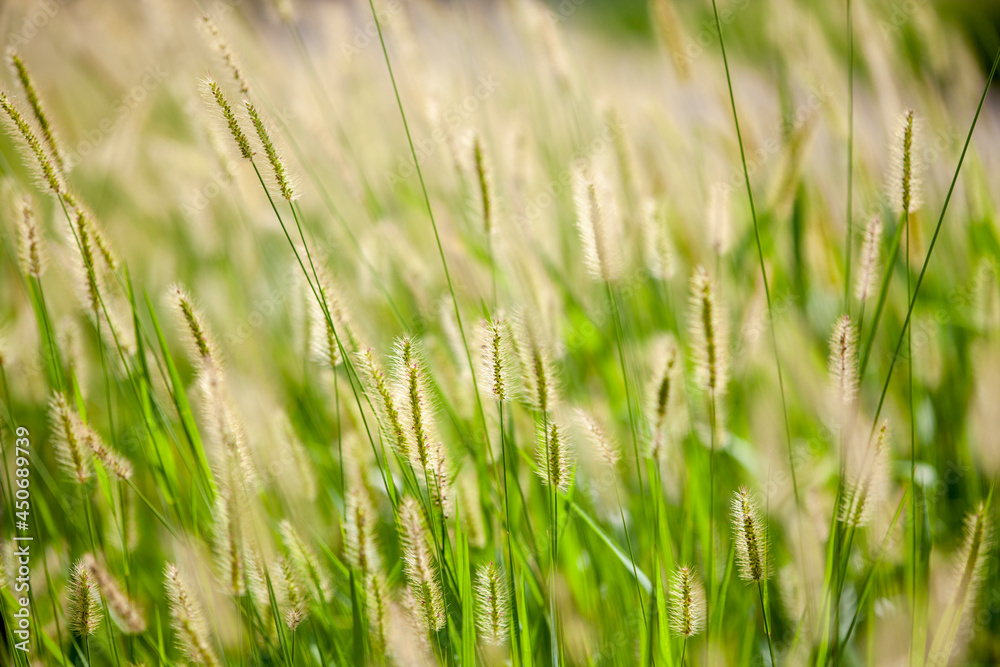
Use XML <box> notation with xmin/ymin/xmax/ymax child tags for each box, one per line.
<box><xmin>0</xmin><ymin>0</ymin><xmax>999</xmax><ymax>665</ymax></box>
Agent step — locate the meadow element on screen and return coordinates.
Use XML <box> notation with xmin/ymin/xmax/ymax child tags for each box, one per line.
<box><xmin>0</xmin><ymin>0</ymin><xmax>999</xmax><ymax>664</ymax></box>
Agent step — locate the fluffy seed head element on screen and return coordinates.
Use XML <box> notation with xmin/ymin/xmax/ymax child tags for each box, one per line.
<box><xmin>952</xmin><ymin>503</ymin><xmax>992</xmax><ymax>610</ymax></box>
<box><xmin>81</xmin><ymin>554</ymin><xmax>146</xmax><ymax>634</ymax></box>
<box><xmin>573</xmin><ymin>162</ymin><xmax>622</xmax><ymax>281</ymax></box>
<box><xmin>642</xmin><ymin>199</ymin><xmax>675</xmax><ymax>280</ymax></box>
<box><xmin>15</xmin><ymin>195</ymin><xmax>46</xmax><ymax>278</ymax></box>
<box><xmin>669</xmin><ymin>566</ymin><xmax>706</xmax><ymax>638</ymax></box>
<box><xmin>278</xmin><ymin>556</ymin><xmax>308</xmax><ymax>630</ymax></box>
<box><xmin>689</xmin><ymin>267</ymin><xmax>728</xmax><ymax>396</ymax></box>
<box><xmin>855</xmin><ymin>217</ymin><xmax>883</xmax><ymax>302</ymax></box>
<box><xmin>49</xmin><ymin>393</ymin><xmax>92</xmax><ymax>483</ymax></box>
<box><xmin>471</xmin><ymin>133</ymin><xmax>494</xmax><ymax>235</ymax></box>
<box><xmin>392</xmin><ymin>336</ymin><xmax>445</xmax><ymax>493</ymax></box>
<box><xmin>212</xmin><ymin>474</ymin><xmax>246</xmax><ymax>597</ymax></box>
<box><xmin>537</xmin><ymin>418</ymin><xmax>574</xmax><ymax>493</ymax></box>
<box><xmin>889</xmin><ymin>109</ymin><xmax>922</xmax><ymax>215</ymax></box>
<box><xmin>169</xmin><ymin>284</ymin><xmax>218</xmax><ymax>369</ymax></box>
<box><xmin>245</xmin><ymin>100</ymin><xmax>295</xmax><ymax>200</ymax></box>
<box><xmin>475</xmin><ymin>562</ymin><xmax>510</xmax><ymax>646</ymax></box>
<box><xmin>8</xmin><ymin>49</ymin><xmax>65</xmax><ymax>174</ymax></box>
<box><xmin>829</xmin><ymin>314</ymin><xmax>858</xmax><ymax>407</ymax></box>
<box><xmin>200</xmin><ymin>17</ymin><xmax>251</xmax><ymax>96</ymax></box>
<box><xmin>731</xmin><ymin>486</ymin><xmax>769</xmax><ymax>583</ymax></box>
<box><xmin>367</xmin><ymin>572</ymin><xmax>390</xmax><ymax>653</ymax></box>
<box><xmin>514</xmin><ymin>312</ymin><xmax>558</xmax><ymax>413</ymax></box>
<box><xmin>575</xmin><ymin>408</ymin><xmax>619</xmax><ymax>468</ymax></box>
<box><xmin>199</xmin><ymin>365</ymin><xmax>257</xmax><ymax>489</ymax></box>
<box><xmin>344</xmin><ymin>485</ymin><xmax>381</xmax><ymax>581</ymax></box>
<box><xmin>359</xmin><ymin>346</ymin><xmax>409</xmax><ymax>460</ymax></box>
<box><xmin>279</xmin><ymin>520</ymin><xmax>332</xmax><ymax>603</ymax></box>
<box><xmin>840</xmin><ymin>421</ymin><xmax>889</xmax><ymax>527</ymax></box>
<box><xmin>399</xmin><ymin>497</ymin><xmax>446</xmax><ymax>634</ymax></box>
<box><xmin>205</xmin><ymin>79</ymin><xmax>252</xmax><ymax>160</ymax></box>
<box><xmin>646</xmin><ymin>334</ymin><xmax>686</xmax><ymax>462</ymax></box>
<box><xmin>165</xmin><ymin>563</ymin><xmax>220</xmax><ymax>667</ymax></box>
<box><xmin>67</xmin><ymin>559</ymin><xmax>103</xmax><ymax>636</ymax></box>
<box><xmin>72</xmin><ymin>211</ymin><xmax>102</xmax><ymax>315</ymax></box>
<box><xmin>708</xmin><ymin>182</ymin><xmax>731</xmax><ymax>256</ymax></box>
<box><xmin>0</xmin><ymin>90</ymin><xmax>63</xmax><ymax>195</ymax></box>
<box><xmin>476</xmin><ymin>317</ymin><xmax>517</xmax><ymax>403</ymax></box>
<box><xmin>80</xmin><ymin>422</ymin><xmax>133</xmax><ymax>480</ymax></box>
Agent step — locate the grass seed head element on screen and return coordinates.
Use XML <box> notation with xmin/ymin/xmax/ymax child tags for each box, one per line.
<box><xmin>476</xmin><ymin>316</ymin><xmax>517</xmax><ymax>403</ymax></box>
<box><xmin>67</xmin><ymin>558</ymin><xmax>103</xmax><ymax>636</ymax></box>
<box><xmin>82</xmin><ymin>554</ymin><xmax>146</xmax><ymax>634</ymax></box>
<box><xmin>573</xmin><ymin>161</ymin><xmax>622</xmax><ymax>282</ymax></box>
<box><xmin>889</xmin><ymin>109</ymin><xmax>921</xmax><ymax>215</ymax></box>
<box><xmin>49</xmin><ymin>392</ymin><xmax>92</xmax><ymax>483</ymax></box>
<box><xmin>642</xmin><ymin>199</ymin><xmax>676</xmax><ymax>280</ymax></box>
<box><xmin>646</xmin><ymin>334</ymin><xmax>686</xmax><ymax>462</ymax></box>
<box><xmin>669</xmin><ymin>565</ymin><xmax>706</xmax><ymax>638</ymax></box>
<box><xmin>245</xmin><ymin>100</ymin><xmax>296</xmax><ymax>201</ymax></box>
<box><xmin>205</xmin><ymin>78</ymin><xmax>253</xmax><ymax>160</ymax></box>
<box><xmin>200</xmin><ymin>17</ymin><xmax>251</xmax><ymax>96</ymax></box>
<box><xmin>0</xmin><ymin>90</ymin><xmax>64</xmax><ymax>195</ymax></box>
<box><xmin>475</xmin><ymin>562</ymin><xmax>510</xmax><ymax>646</ymax></box>
<box><xmin>165</xmin><ymin>563</ymin><xmax>220</xmax><ymax>667</ymax></box>
<box><xmin>689</xmin><ymin>266</ymin><xmax>728</xmax><ymax>397</ymax></box>
<box><xmin>732</xmin><ymin>486</ymin><xmax>769</xmax><ymax>583</ymax></box>
<box><xmin>575</xmin><ymin>408</ymin><xmax>619</xmax><ymax>468</ymax></box>
<box><xmin>169</xmin><ymin>284</ymin><xmax>219</xmax><ymax>370</ymax></box>
<box><xmin>537</xmin><ymin>417</ymin><xmax>574</xmax><ymax>493</ymax></box>
<box><xmin>80</xmin><ymin>422</ymin><xmax>133</xmax><ymax>480</ymax></box>
<box><xmin>840</xmin><ymin>420</ymin><xmax>889</xmax><ymax>527</ymax></box>
<box><xmin>8</xmin><ymin>49</ymin><xmax>65</xmax><ymax>174</ymax></box>
<box><xmin>829</xmin><ymin>314</ymin><xmax>859</xmax><ymax>407</ymax></box>
<box><xmin>359</xmin><ymin>346</ymin><xmax>410</xmax><ymax>460</ymax></box>
<box><xmin>856</xmin><ymin>216</ymin><xmax>883</xmax><ymax>302</ymax></box>
<box><xmin>399</xmin><ymin>497</ymin><xmax>446</xmax><ymax>634</ymax></box>
<box><xmin>344</xmin><ymin>485</ymin><xmax>381</xmax><ymax>581</ymax></box>
<box><xmin>15</xmin><ymin>195</ymin><xmax>46</xmax><ymax>278</ymax></box>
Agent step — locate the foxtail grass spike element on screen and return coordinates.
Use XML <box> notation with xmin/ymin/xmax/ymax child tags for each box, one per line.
<box><xmin>245</xmin><ymin>100</ymin><xmax>296</xmax><ymax>201</ymax></box>
<box><xmin>690</xmin><ymin>266</ymin><xmax>728</xmax><ymax>397</ymax></box>
<box><xmin>359</xmin><ymin>346</ymin><xmax>410</xmax><ymax>460</ymax></box>
<box><xmin>15</xmin><ymin>195</ymin><xmax>46</xmax><ymax>278</ymax></box>
<box><xmin>0</xmin><ymin>90</ymin><xmax>64</xmax><ymax>195</ymax></box>
<box><xmin>200</xmin><ymin>17</ymin><xmax>251</xmax><ymax>96</ymax></box>
<box><xmin>476</xmin><ymin>317</ymin><xmax>517</xmax><ymax>403</ymax></box>
<box><xmin>67</xmin><ymin>558</ymin><xmax>103</xmax><ymax>636</ymax></box>
<box><xmin>573</xmin><ymin>163</ymin><xmax>622</xmax><ymax>281</ymax></box>
<box><xmin>668</xmin><ymin>566</ymin><xmax>706</xmax><ymax>638</ymax></box>
<box><xmin>399</xmin><ymin>497</ymin><xmax>446</xmax><ymax>633</ymax></box>
<box><xmin>165</xmin><ymin>563</ymin><xmax>220</xmax><ymax>667</ymax></box>
<box><xmin>205</xmin><ymin>79</ymin><xmax>253</xmax><ymax>160</ymax></box>
<box><xmin>82</xmin><ymin>554</ymin><xmax>146</xmax><ymax>634</ymax></box>
<box><xmin>537</xmin><ymin>417</ymin><xmax>573</xmax><ymax>493</ymax></box>
<box><xmin>8</xmin><ymin>49</ymin><xmax>65</xmax><ymax>174</ymax></box>
<box><xmin>80</xmin><ymin>422</ymin><xmax>133</xmax><ymax>480</ymax></box>
<box><xmin>49</xmin><ymin>393</ymin><xmax>92</xmax><ymax>483</ymax></box>
<box><xmin>840</xmin><ymin>420</ymin><xmax>889</xmax><ymax>528</ymax></box>
<box><xmin>732</xmin><ymin>486</ymin><xmax>769</xmax><ymax>583</ymax></box>
<box><xmin>856</xmin><ymin>216</ymin><xmax>883</xmax><ymax>302</ymax></box>
<box><xmin>889</xmin><ymin>109</ymin><xmax>921</xmax><ymax>215</ymax></box>
<box><xmin>829</xmin><ymin>314</ymin><xmax>858</xmax><ymax>407</ymax></box>
<box><xmin>475</xmin><ymin>562</ymin><xmax>510</xmax><ymax>646</ymax></box>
